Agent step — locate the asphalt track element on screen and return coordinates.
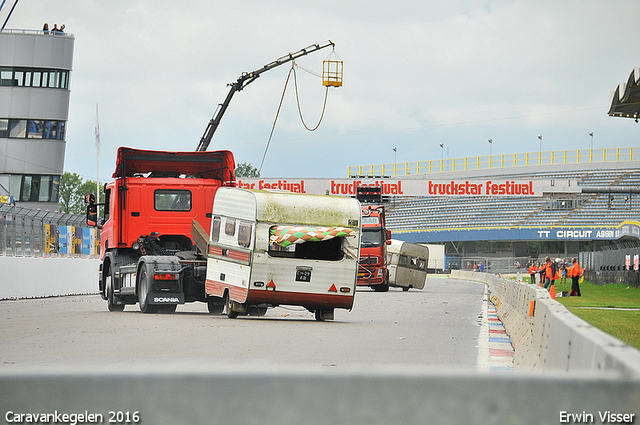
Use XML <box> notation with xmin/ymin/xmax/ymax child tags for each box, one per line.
<box><xmin>0</xmin><ymin>277</ymin><xmax>492</xmax><ymax>371</ymax></box>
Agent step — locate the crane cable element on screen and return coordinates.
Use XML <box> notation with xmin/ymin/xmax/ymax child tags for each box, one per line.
<box><xmin>293</xmin><ymin>64</ymin><xmax>329</xmax><ymax>131</ymax></box>
<box><xmin>259</xmin><ymin>61</ymin><xmax>330</xmax><ymax>173</ymax></box>
<box><xmin>258</xmin><ymin>66</ymin><xmax>293</xmax><ymax>174</ymax></box>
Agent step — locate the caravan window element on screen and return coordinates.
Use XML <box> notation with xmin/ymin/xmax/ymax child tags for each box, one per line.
<box><xmin>225</xmin><ymin>219</ymin><xmax>236</xmax><ymax>236</ymax></box>
<box><xmin>211</xmin><ymin>217</ymin><xmax>221</xmax><ymax>242</ymax></box>
<box><xmin>237</xmin><ymin>221</ymin><xmax>252</xmax><ymax>248</ymax></box>
<box><xmin>417</xmin><ymin>258</ymin><xmax>426</xmax><ymax>270</ymax></box>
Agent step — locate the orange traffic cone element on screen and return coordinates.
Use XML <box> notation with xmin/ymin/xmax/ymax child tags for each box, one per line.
<box><xmin>549</xmin><ymin>284</ymin><xmax>556</xmax><ymax>300</ymax></box>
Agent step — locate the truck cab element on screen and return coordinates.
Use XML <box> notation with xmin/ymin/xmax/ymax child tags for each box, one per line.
<box><xmin>86</xmin><ymin>147</ymin><xmax>235</xmax><ymax>313</ymax></box>
<box><xmin>357</xmin><ymin>205</ymin><xmax>391</xmax><ymax>291</ymax></box>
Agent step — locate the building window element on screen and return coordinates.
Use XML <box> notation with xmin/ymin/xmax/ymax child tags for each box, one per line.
<box><xmin>28</xmin><ymin>120</ymin><xmax>44</xmax><ymax>138</ymax></box>
<box><xmin>1</xmin><ymin>119</ymin><xmax>66</xmax><ymax>140</ymax></box>
<box><xmin>9</xmin><ymin>120</ymin><xmax>26</xmax><ymax>138</ymax></box>
<box><xmin>0</xmin><ymin>67</ymin><xmax>70</xmax><ymax>89</ymax></box>
<box><xmin>0</xmin><ymin>69</ymin><xmax>12</xmax><ymax>86</ymax></box>
<box><xmin>0</xmin><ymin>119</ymin><xmax>7</xmax><ymax>138</ymax></box>
<box><xmin>9</xmin><ymin>174</ymin><xmax>60</xmax><ymax>203</ymax></box>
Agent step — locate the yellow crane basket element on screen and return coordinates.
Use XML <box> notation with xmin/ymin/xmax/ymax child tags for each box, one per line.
<box><xmin>323</xmin><ymin>55</ymin><xmax>343</xmax><ymax>87</ymax></box>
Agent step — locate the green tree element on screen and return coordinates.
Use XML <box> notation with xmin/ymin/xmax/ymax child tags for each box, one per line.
<box><xmin>59</xmin><ymin>172</ymin><xmax>82</xmax><ymax>213</ymax></box>
<box><xmin>235</xmin><ymin>162</ymin><xmax>260</xmax><ymax>178</ymax></box>
<box><xmin>59</xmin><ymin>172</ymin><xmax>97</xmax><ymax>214</ymax></box>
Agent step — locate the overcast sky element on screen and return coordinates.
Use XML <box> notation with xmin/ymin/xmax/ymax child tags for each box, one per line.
<box><xmin>5</xmin><ymin>1</ymin><xmax>640</xmax><ymax>181</ymax></box>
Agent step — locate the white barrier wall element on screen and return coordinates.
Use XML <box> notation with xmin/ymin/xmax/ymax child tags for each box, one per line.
<box><xmin>452</xmin><ymin>270</ymin><xmax>640</xmax><ymax>377</ymax></box>
<box><xmin>0</xmin><ymin>257</ymin><xmax>100</xmax><ymax>299</ymax></box>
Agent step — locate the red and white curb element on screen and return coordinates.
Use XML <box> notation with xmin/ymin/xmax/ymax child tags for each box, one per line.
<box><xmin>477</xmin><ymin>288</ymin><xmax>514</xmax><ymax>371</ymax></box>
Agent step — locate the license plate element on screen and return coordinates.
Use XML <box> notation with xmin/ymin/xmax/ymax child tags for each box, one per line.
<box><xmin>296</xmin><ymin>269</ymin><xmax>312</xmax><ymax>282</ymax></box>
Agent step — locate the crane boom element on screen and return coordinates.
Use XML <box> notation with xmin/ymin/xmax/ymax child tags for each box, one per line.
<box><xmin>196</xmin><ymin>40</ymin><xmax>335</xmax><ymax>152</ymax></box>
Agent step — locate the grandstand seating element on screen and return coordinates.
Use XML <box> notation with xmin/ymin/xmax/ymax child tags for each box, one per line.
<box><xmin>386</xmin><ymin>166</ymin><xmax>640</xmax><ymax>234</ymax></box>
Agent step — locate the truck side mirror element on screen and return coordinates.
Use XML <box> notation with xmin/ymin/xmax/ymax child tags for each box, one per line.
<box><xmin>84</xmin><ymin>193</ymin><xmax>100</xmax><ymax>228</ymax></box>
<box><xmin>86</xmin><ymin>204</ymin><xmax>98</xmax><ymax>227</ymax></box>
<box><xmin>386</xmin><ymin>230</ymin><xmax>392</xmax><ymax>244</ymax></box>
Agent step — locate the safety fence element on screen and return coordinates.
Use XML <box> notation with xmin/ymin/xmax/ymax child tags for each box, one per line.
<box><xmin>0</xmin><ymin>204</ymin><xmax>99</xmax><ymax>258</ymax></box>
<box><xmin>349</xmin><ymin>147</ymin><xmax>640</xmax><ymax>177</ymax></box>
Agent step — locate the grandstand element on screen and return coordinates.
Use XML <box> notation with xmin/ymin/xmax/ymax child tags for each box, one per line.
<box><xmin>350</xmin><ymin>147</ymin><xmax>640</xmax><ymax>267</ymax></box>
<box><xmin>387</xmin><ymin>165</ymin><xmax>640</xmax><ymax>231</ymax></box>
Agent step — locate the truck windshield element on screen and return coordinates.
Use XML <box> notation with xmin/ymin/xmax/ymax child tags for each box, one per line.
<box><xmin>361</xmin><ymin>228</ymin><xmax>383</xmax><ymax>247</ymax></box>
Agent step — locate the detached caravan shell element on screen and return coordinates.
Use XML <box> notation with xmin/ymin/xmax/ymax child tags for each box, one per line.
<box><xmin>204</xmin><ymin>188</ymin><xmax>361</xmax><ymax>320</ymax></box>
<box><xmin>387</xmin><ymin>239</ymin><xmax>428</xmax><ymax>291</ymax></box>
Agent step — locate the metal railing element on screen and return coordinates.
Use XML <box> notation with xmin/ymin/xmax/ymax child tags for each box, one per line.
<box><xmin>0</xmin><ymin>204</ymin><xmax>98</xmax><ymax>257</ymax></box>
<box><xmin>348</xmin><ymin>147</ymin><xmax>640</xmax><ymax>177</ymax></box>
<box><xmin>0</xmin><ymin>28</ymin><xmax>73</xmax><ymax>37</ymax></box>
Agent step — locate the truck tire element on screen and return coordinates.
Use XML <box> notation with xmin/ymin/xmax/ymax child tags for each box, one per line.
<box><xmin>373</xmin><ymin>282</ymin><xmax>389</xmax><ymax>292</ymax></box>
<box><xmin>138</xmin><ymin>266</ymin><xmax>158</xmax><ymax>314</ymax></box>
<box><xmin>248</xmin><ymin>306</ymin><xmax>267</xmax><ymax>316</ymax></box>
<box><xmin>106</xmin><ymin>275</ymin><xmax>125</xmax><ymax>312</ymax></box>
<box><xmin>207</xmin><ymin>297</ymin><xmax>224</xmax><ymax>315</ymax></box>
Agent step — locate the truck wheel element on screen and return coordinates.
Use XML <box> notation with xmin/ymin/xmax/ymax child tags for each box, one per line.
<box><xmin>224</xmin><ymin>292</ymin><xmax>239</xmax><ymax>319</ymax></box>
<box><xmin>106</xmin><ymin>276</ymin><xmax>125</xmax><ymax>312</ymax></box>
<box><xmin>374</xmin><ymin>282</ymin><xmax>389</xmax><ymax>292</ymax></box>
<box><xmin>248</xmin><ymin>306</ymin><xmax>267</xmax><ymax>316</ymax></box>
<box><xmin>207</xmin><ymin>297</ymin><xmax>224</xmax><ymax>315</ymax></box>
<box><xmin>402</xmin><ymin>286</ymin><xmax>410</xmax><ymax>292</ymax></box>
<box><xmin>138</xmin><ymin>266</ymin><xmax>158</xmax><ymax>314</ymax></box>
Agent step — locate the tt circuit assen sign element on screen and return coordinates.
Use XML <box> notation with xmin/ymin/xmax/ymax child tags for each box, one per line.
<box><xmin>235</xmin><ymin>178</ymin><xmax>545</xmax><ymax>197</ymax></box>
<box><xmin>396</xmin><ymin>222</ymin><xmax>640</xmax><ymax>243</ymax></box>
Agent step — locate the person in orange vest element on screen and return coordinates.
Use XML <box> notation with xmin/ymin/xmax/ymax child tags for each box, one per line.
<box><xmin>538</xmin><ymin>260</ymin><xmax>546</xmax><ymax>286</ymax></box>
<box><xmin>543</xmin><ymin>257</ymin><xmax>558</xmax><ymax>290</ymax></box>
<box><xmin>528</xmin><ymin>262</ymin><xmax>538</xmax><ymax>285</ymax></box>
<box><xmin>569</xmin><ymin>257</ymin><xmax>582</xmax><ymax>296</ymax></box>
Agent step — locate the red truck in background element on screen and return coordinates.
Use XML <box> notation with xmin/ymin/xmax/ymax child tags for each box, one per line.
<box><xmin>358</xmin><ymin>204</ymin><xmax>391</xmax><ymax>291</ymax></box>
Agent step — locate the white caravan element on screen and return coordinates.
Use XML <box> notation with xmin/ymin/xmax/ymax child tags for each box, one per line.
<box><xmin>387</xmin><ymin>239</ymin><xmax>429</xmax><ymax>291</ymax></box>
<box><xmin>204</xmin><ymin>188</ymin><xmax>361</xmax><ymax>321</ymax></box>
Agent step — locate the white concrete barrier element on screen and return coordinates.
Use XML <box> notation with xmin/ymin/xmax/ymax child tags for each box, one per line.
<box><xmin>0</xmin><ymin>257</ymin><xmax>100</xmax><ymax>299</ymax></box>
<box><xmin>452</xmin><ymin>270</ymin><xmax>640</xmax><ymax>378</ymax></box>
<box><xmin>1</xmin><ymin>366</ymin><xmax>640</xmax><ymax>425</ymax></box>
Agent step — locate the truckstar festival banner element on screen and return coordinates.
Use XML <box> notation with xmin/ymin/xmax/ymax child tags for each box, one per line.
<box><xmin>235</xmin><ymin>178</ymin><xmax>546</xmax><ymax>197</ymax></box>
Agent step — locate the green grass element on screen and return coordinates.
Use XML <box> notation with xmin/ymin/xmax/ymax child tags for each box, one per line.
<box><xmin>521</xmin><ymin>277</ymin><xmax>640</xmax><ymax>350</ymax></box>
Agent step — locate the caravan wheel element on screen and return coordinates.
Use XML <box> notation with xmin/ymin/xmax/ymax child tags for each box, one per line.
<box><xmin>224</xmin><ymin>292</ymin><xmax>239</xmax><ymax>319</ymax></box>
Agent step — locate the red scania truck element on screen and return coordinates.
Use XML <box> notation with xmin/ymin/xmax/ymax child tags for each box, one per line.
<box><xmin>85</xmin><ymin>147</ymin><xmax>235</xmax><ymax>313</ymax></box>
<box><xmin>358</xmin><ymin>204</ymin><xmax>391</xmax><ymax>291</ymax></box>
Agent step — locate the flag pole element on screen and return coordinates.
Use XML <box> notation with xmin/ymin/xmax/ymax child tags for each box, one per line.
<box><xmin>95</xmin><ymin>103</ymin><xmax>100</xmax><ymax>204</ymax></box>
